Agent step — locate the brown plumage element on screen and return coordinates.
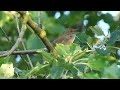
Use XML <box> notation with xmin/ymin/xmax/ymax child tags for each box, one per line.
<box><xmin>53</xmin><ymin>28</ymin><xmax>79</xmax><ymax>46</ymax></box>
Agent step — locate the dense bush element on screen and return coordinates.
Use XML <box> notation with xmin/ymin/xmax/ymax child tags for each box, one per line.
<box><xmin>0</xmin><ymin>11</ymin><xmax>120</xmax><ymax>79</ymax></box>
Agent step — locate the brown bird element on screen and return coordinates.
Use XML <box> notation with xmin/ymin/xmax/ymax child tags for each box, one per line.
<box><xmin>53</xmin><ymin>28</ymin><xmax>79</xmax><ymax>46</ymax></box>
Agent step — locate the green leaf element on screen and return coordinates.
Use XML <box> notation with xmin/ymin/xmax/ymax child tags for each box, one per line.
<box><xmin>25</xmin><ymin>66</ymin><xmax>40</xmax><ymax>77</ymax></box>
<box><xmin>35</xmin><ymin>64</ymin><xmax>50</xmax><ymax>76</ymax></box>
<box><xmin>71</xmin><ymin>66</ymin><xmax>79</xmax><ymax>77</ymax></box>
<box><xmin>88</xmin><ymin>53</ymin><xmax>117</xmax><ymax>71</ymax></box>
<box><xmin>46</xmin><ymin>24</ymin><xmax>65</xmax><ymax>35</ymax></box>
<box><xmin>41</xmin><ymin>51</ymin><xmax>54</xmax><ymax>63</ymax></box>
<box><xmin>96</xmin><ymin>48</ymin><xmax>110</xmax><ymax>56</ymax></box>
<box><xmin>69</xmin><ymin>43</ymin><xmax>82</xmax><ymax>53</ymax></box>
<box><xmin>55</xmin><ymin>43</ymin><xmax>83</xmax><ymax>62</ymax></box>
<box><xmin>50</xmin><ymin>64</ymin><xmax>64</xmax><ymax>79</ymax></box>
<box><xmin>106</xmin><ymin>46</ymin><xmax>117</xmax><ymax>54</ymax></box>
<box><xmin>72</xmin><ymin>51</ymin><xmax>87</xmax><ymax>61</ymax></box>
<box><xmin>77</xmin><ymin>32</ymin><xmax>88</xmax><ymax>43</ymax></box>
<box><xmin>55</xmin><ymin>44</ymin><xmax>70</xmax><ymax>56</ymax></box>
<box><xmin>107</xmin><ymin>29</ymin><xmax>120</xmax><ymax>45</ymax></box>
<box><xmin>88</xmin><ymin>54</ymin><xmax>106</xmax><ymax>71</ymax></box>
<box><xmin>102</xmin><ymin>63</ymin><xmax>120</xmax><ymax>79</ymax></box>
<box><xmin>0</xmin><ymin>57</ymin><xmax>10</xmax><ymax>66</ymax></box>
<box><xmin>58</xmin><ymin>11</ymin><xmax>85</xmax><ymax>27</ymax></box>
<box><xmin>87</xmin><ymin>37</ymin><xmax>99</xmax><ymax>47</ymax></box>
<box><xmin>25</xmin><ymin>63</ymin><xmax>49</xmax><ymax>78</ymax></box>
<box><xmin>89</xmin><ymin>59</ymin><xmax>106</xmax><ymax>71</ymax></box>
<box><xmin>84</xmin><ymin>72</ymin><xmax>100</xmax><ymax>79</ymax></box>
<box><xmin>26</xmin><ymin>34</ymin><xmax>45</xmax><ymax>49</ymax></box>
<box><xmin>105</xmin><ymin>56</ymin><xmax>117</xmax><ymax>61</ymax></box>
<box><xmin>40</xmin><ymin>11</ymin><xmax>49</xmax><ymax>23</ymax></box>
<box><xmin>65</xmin><ymin>63</ymin><xmax>74</xmax><ymax>70</ymax></box>
<box><xmin>89</xmin><ymin>25</ymin><xmax>104</xmax><ymax>36</ymax></box>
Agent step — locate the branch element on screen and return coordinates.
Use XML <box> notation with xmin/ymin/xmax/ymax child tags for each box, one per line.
<box><xmin>0</xmin><ymin>27</ymin><xmax>13</xmax><ymax>45</ymax></box>
<box><xmin>0</xmin><ymin>48</ymin><xmax>47</xmax><ymax>57</ymax></box>
<box><xmin>15</xmin><ymin>14</ymin><xmax>33</xmax><ymax>68</ymax></box>
<box><xmin>17</xmin><ymin>11</ymin><xmax>54</xmax><ymax>52</ymax></box>
<box><xmin>0</xmin><ymin>24</ymin><xmax>27</xmax><ymax>57</ymax></box>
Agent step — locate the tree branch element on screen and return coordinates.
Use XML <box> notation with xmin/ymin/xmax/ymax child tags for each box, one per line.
<box><xmin>0</xmin><ymin>12</ymin><xmax>28</xmax><ymax>57</ymax></box>
<box><xmin>17</xmin><ymin>11</ymin><xmax>54</xmax><ymax>52</ymax></box>
<box><xmin>0</xmin><ymin>24</ymin><xmax>27</xmax><ymax>57</ymax></box>
<box><xmin>0</xmin><ymin>48</ymin><xmax>47</xmax><ymax>57</ymax></box>
<box><xmin>15</xmin><ymin>14</ymin><xmax>33</xmax><ymax>68</ymax></box>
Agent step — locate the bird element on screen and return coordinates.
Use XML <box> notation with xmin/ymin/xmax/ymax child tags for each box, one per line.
<box><xmin>52</xmin><ymin>28</ymin><xmax>79</xmax><ymax>46</ymax></box>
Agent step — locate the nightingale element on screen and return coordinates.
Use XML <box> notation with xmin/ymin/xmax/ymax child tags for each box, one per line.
<box><xmin>52</xmin><ymin>28</ymin><xmax>79</xmax><ymax>46</ymax></box>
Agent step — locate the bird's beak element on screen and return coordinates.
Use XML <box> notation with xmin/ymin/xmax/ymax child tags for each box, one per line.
<box><xmin>71</xmin><ymin>28</ymin><xmax>80</xmax><ymax>33</ymax></box>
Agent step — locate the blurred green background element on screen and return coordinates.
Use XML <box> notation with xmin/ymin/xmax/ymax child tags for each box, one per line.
<box><xmin>0</xmin><ymin>11</ymin><xmax>120</xmax><ymax>70</ymax></box>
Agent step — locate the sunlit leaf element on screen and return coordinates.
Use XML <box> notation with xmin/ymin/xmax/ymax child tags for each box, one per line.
<box><xmin>41</xmin><ymin>51</ymin><xmax>54</xmax><ymax>63</ymax></box>
<box><xmin>89</xmin><ymin>25</ymin><xmax>104</xmax><ymax>36</ymax></box>
<box><xmin>0</xmin><ymin>63</ymin><xmax>14</xmax><ymax>79</ymax></box>
<box><xmin>25</xmin><ymin>63</ymin><xmax>49</xmax><ymax>78</ymax></box>
<box><xmin>87</xmin><ymin>37</ymin><xmax>100</xmax><ymax>48</ymax></box>
<box><xmin>55</xmin><ymin>44</ymin><xmax>70</xmax><ymax>56</ymax></box>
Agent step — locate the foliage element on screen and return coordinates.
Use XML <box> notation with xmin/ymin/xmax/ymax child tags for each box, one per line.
<box><xmin>0</xmin><ymin>11</ymin><xmax>120</xmax><ymax>79</ymax></box>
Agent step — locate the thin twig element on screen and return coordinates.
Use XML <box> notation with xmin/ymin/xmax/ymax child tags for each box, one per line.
<box><xmin>0</xmin><ymin>24</ymin><xmax>26</xmax><ymax>57</ymax></box>
<box><xmin>38</xmin><ymin>11</ymin><xmax>41</xmax><ymax>26</ymax></box>
<box><xmin>15</xmin><ymin>15</ymin><xmax>33</xmax><ymax>68</ymax></box>
<box><xmin>3</xmin><ymin>12</ymin><xmax>32</xmax><ymax>68</ymax></box>
<box><xmin>37</xmin><ymin>11</ymin><xmax>43</xmax><ymax>29</ymax></box>
<box><xmin>0</xmin><ymin>48</ymin><xmax>47</xmax><ymax>56</ymax></box>
<box><xmin>0</xmin><ymin>12</ymin><xmax>29</xmax><ymax>57</ymax></box>
<box><xmin>0</xmin><ymin>27</ymin><xmax>13</xmax><ymax>45</ymax></box>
